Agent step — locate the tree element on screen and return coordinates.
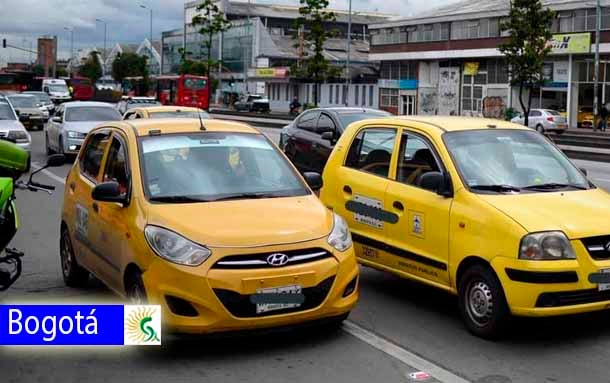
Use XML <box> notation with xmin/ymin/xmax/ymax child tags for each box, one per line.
<box><xmin>499</xmin><ymin>0</ymin><xmax>554</xmax><ymax>127</ymax></box>
<box><xmin>291</xmin><ymin>0</ymin><xmax>340</xmax><ymax>107</ymax></box>
<box><xmin>32</xmin><ymin>64</ymin><xmax>45</xmax><ymax>77</ymax></box>
<box><xmin>192</xmin><ymin>0</ymin><xmax>232</xmax><ymax>110</ymax></box>
<box><xmin>79</xmin><ymin>51</ymin><xmax>103</xmax><ymax>83</ymax></box>
<box><xmin>111</xmin><ymin>52</ymin><xmax>150</xmax><ymax>95</ymax></box>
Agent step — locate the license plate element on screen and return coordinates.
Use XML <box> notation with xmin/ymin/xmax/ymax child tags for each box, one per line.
<box><xmin>556</xmin><ymin>124</ymin><xmax>567</xmax><ymax>129</ymax></box>
<box><xmin>599</xmin><ymin>269</ymin><xmax>610</xmax><ymax>291</ymax></box>
<box><xmin>254</xmin><ymin>284</ymin><xmax>303</xmax><ymax>314</ymax></box>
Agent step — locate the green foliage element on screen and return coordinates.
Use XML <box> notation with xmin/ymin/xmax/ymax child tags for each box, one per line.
<box><xmin>498</xmin><ymin>0</ymin><xmax>554</xmax><ymax>125</ymax></box>
<box><xmin>504</xmin><ymin>107</ymin><xmax>518</xmax><ymax>121</ymax></box>
<box><xmin>32</xmin><ymin>64</ymin><xmax>45</xmax><ymax>77</ymax></box>
<box><xmin>291</xmin><ymin>0</ymin><xmax>340</xmax><ymax>107</ymax></box>
<box><xmin>111</xmin><ymin>52</ymin><xmax>149</xmax><ymax>83</ymax></box>
<box><xmin>55</xmin><ymin>67</ymin><xmax>68</xmax><ymax>78</ymax></box>
<box><xmin>79</xmin><ymin>51</ymin><xmax>103</xmax><ymax>83</ymax></box>
<box><xmin>179</xmin><ymin>59</ymin><xmax>209</xmax><ymax>76</ymax></box>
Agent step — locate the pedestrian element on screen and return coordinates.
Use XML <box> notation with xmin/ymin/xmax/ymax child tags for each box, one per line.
<box><xmin>599</xmin><ymin>104</ymin><xmax>608</xmax><ymax>132</ymax></box>
<box><xmin>289</xmin><ymin>96</ymin><xmax>301</xmax><ymax>115</ymax></box>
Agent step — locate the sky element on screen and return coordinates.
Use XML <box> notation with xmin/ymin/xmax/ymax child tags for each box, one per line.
<box><xmin>0</xmin><ymin>0</ymin><xmax>456</xmax><ymax>66</ymax></box>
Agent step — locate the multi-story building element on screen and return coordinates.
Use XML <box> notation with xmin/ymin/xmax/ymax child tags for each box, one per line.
<box><xmin>162</xmin><ymin>0</ymin><xmax>391</xmax><ymax>110</ymax></box>
<box><xmin>369</xmin><ymin>0</ymin><xmax>607</xmax><ymax>128</ymax></box>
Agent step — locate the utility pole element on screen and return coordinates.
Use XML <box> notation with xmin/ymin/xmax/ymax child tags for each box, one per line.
<box><xmin>64</xmin><ymin>27</ymin><xmax>74</xmax><ymax>75</ymax></box>
<box><xmin>594</xmin><ymin>0</ymin><xmax>601</xmax><ymax>127</ymax></box>
<box><xmin>344</xmin><ymin>0</ymin><xmax>352</xmax><ymax>106</ymax></box>
<box><xmin>140</xmin><ymin>4</ymin><xmax>154</xmax><ymax>72</ymax></box>
<box><xmin>96</xmin><ymin>19</ymin><xmax>108</xmax><ymax>76</ymax></box>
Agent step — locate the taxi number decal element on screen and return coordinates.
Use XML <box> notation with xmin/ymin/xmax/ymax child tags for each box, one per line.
<box><xmin>346</xmin><ymin>195</ymin><xmax>398</xmax><ymax>229</ymax></box>
<box><xmin>361</xmin><ymin>246</ymin><xmax>379</xmax><ymax>259</ymax></box>
<box><xmin>75</xmin><ymin>204</ymin><xmax>88</xmax><ymax>239</ymax></box>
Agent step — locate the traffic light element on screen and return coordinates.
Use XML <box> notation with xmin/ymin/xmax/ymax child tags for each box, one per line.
<box><xmin>2</xmin><ymin>39</ymin><xmax>6</xmax><ymax>49</ymax></box>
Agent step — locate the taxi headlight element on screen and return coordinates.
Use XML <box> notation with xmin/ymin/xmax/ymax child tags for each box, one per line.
<box><xmin>7</xmin><ymin>130</ymin><xmax>30</xmax><ymax>143</ymax></box>
<box><xmin>519</xmin><ymin>231</ymin><xmax>576</xmax><ymax>260</ymax></box>
<box><xmin>144</xmin><ymin>225</ymin><xmax>211</xmax><ymax>266</ymax></box>
<box><xmin>328</xmin><ymin>213</ymin><xmax>352</xmax><ymax>252</ymax></box>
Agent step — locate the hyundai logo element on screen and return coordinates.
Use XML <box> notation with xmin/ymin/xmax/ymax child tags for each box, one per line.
<box><xmin>266</xmin><ymin>253</ymin><xmax>290</xmax><ymax>267</ymax></box>
<box><xmin>605</xmin><ymin>242</ymin><xmax>610</xmax><ymax>252</ymax></box>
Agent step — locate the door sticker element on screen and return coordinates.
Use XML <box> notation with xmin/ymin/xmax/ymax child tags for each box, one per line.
<box><xmin>409</xmin><ymin>211</ymin><xmax>425</xmax><ymax>238</ymax></box>
<box><xmin>346</xmin><ymin>194</ymin><xmax>399</xmax><ymax>228</ymax></box>
<box><xmin>75</xmin><ymin>204</ymin><xmax>89</xmax><ymax>240</ymax></box>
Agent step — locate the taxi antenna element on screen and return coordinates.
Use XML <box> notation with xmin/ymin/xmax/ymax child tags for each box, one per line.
<box><xmin>199</xmin><ymin>110</ymin><xmax>206</xmax><ymax>130</ymax></box>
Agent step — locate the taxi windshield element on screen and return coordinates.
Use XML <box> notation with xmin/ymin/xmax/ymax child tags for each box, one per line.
<box><xmin>139</xmin><ymin>132</ymin><xmax>309</xmax><ymax>202</ymax></box>
<box><xmin>444</xmin><ymin>129</ymin><xmax>590</xmax><ymax>193</ymax></box>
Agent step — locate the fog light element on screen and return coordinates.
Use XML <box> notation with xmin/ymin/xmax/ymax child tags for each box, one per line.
<box><xmin>69</xmin><ymin>145</ymin><xmax>77</xmax><ymax>151</ymax></box>
<box><xmin>165</xmin><ymin>295</ymin><xmax>198</xmax><ymax>317</ymax></box>
<box><xmin>342</xmin><ymin>276</ymin><xmax>358</xmax><ymax>297</ymax></box>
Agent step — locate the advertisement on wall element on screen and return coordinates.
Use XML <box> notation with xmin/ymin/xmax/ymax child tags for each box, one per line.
<box><xmin>549</xmin><ymin>33</ymin><xmax>591</xmax><ymax>54</ymax></box>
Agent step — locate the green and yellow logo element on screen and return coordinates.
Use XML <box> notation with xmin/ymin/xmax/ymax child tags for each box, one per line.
<box><xmin>124</xmin><ymin>305</ymin><xmax>161</xmax><ymax>345</ymax></box>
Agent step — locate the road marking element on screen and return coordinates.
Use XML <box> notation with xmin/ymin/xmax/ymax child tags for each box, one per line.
<box><xmin>343</xmin><ymin>321</ymin><xmax>470</xmax><ymax>383</ymax></box>
<box><xmin>31</xmin><ymin>163</ymin><xmax>67</xmax><ymax>185</ymax></box>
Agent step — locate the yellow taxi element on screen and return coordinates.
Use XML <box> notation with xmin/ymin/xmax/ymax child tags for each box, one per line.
<box><xmin>320</xmin><ymin>116</ymin><xmax>610</xmax><ymax>338</ymax></box>
<box><xmin>577</xmin><ymin>106</ymin><xmax>594</xmax><ymax>129</ymax></box>
<box><xmin>122</xmin><ymin>105</ymin><xmax>210</xmax><ymax>120</ymax></box>
<box><xmin>59</xmin><ymin>118</ymin><xmax>358</xmax><ymax>333</ymax></box>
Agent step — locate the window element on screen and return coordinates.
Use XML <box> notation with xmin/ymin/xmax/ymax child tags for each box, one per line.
<box><xmin>355</xmin><ymin>85</ymin><xmax>359</xmax><ymax>105</ymax></box>
<box><xmin>296</xmin><ymin>111</ymin><xmax>320</xmax><ymax>132</ymax></box>
<box><xmin>530</xmin><ymin>110</ymin><xmax>542</xmax><ymax>117</ymax></box>
<box><xmin>285</xmin><ymin>84</ymin><xmax>290</xmax><ymax>101</ymax></box>
<box><xmin>487</xmin><ymin>59</ymin><xmax>508</xmax><ymax>84</ymax></box>
<box><xmin>369</xmin><ymin>86</ymin><xmax>374</xmax><ymax>107</ymax></box>
<box><xmin>103</xmin><ymin>136</ymin><xmax>129</xmax><ymax>195</ymax></box>
<box><xmin>335</xmin><ymin>84</ymin><xmax>340</xmax><ymax>104</ymax></box>
<box><xmin>396</xmin><ymin>133</ymin><xmax>441</xmax><ymax>190</ymax></box>
<box><xmin>558</xmin><ymin>11</ymin><xmax>573</xmax><ymax>33</ymax></box>
<box><xmin>343</xmin><ymin>85</ymin><xmax>348</xmax><ymax>104</ymax></box>
<box><xmin>317</xmin><ymin>113</ymin><xmax>336</xmax><ymax>133</ymax></box>
<box><xmin>80</xmin><ymin>131</ymin><xmax>111</xmax><ymax>181</ymax></box>
<box><xmin>345</xmin><ymin>128</ymin><xmax>397</xmax><ymax>178</ymax></box>
<box><xmin>574</xmin><ymin>10</ymin><xmax>586</xmax><ymax>31</ymax></box>
<box><xmin>451</xmin><ymin>18</ymin><xmax>499</xmax><ymax>40</ymax></box>
<box><xmin>380</xmin><ymin>88</ymin><xmax>399</xmax><ymax>107</ymax></box>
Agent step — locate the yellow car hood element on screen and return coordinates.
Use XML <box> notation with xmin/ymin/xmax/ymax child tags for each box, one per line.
<box><xmin>146</xmin><ymin>195</ymin><xmax>333</xmax><ymax>247</ymax></box>
<box><xmin>478</xmin><ymin>188</ymin><xmax>610</xmax><ymax>239</ymax></box>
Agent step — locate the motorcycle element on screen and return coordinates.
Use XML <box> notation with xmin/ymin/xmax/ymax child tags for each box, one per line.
<box><xmin>0</xmin><ymin>138</ymin><xmax>64</xmax><ymax>290</ymax></box>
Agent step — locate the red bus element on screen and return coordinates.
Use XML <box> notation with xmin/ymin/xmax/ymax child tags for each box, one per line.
<box><xmin>66</xmin><ymin>77</ymin><xmax>94</xmax><ymax>101</ymax></box>
<box><xmin>155</xmin><ymin>74</ymin><xmax>209</xmax><ymax>110</ymax></box>
<box><xmin>0</xmin><ymin>71</ymin><xmax>34</xmax><ymax>92</ymax></box>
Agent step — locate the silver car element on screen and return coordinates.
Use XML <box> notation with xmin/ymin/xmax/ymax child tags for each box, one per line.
<box><xmin>45</xmin><ymin>101</ymin><xmax>121</xmax><ymax>155</ymax></box>
<box><xmin>511</xmin><ymin>109</ymin><xmax>568</xmax><ymax>134</ymax></box>
<box><xmin>0</xmin><ymin>97</ymin><xmax>31</xmax><ymax>152</ymax></box>
<box><xmin>24</xmin><ymin>91</ymin><xmax>55</xmax><ymax>118</ymax></box>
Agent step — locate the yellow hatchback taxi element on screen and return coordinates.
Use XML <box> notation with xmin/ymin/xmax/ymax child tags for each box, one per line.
<box><xmin>122</xmin><ymin>105</ymin><xmax>211</xmax><ymax>120</ymax></box>
<box><xmin>60</xmin><ymin>118</ymin><xmax>358</xmax><ymax>333</ymax></box>
<box><xmin>321</xmin><ymin>116</ymin><xmax>610</xmax><ymax>338</ymax></box>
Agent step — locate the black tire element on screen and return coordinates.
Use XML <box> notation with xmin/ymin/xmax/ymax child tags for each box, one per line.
<box><xmin>60</xmin><ymin>227</ymin><xmax>89</xmax><ymax>287</ymax></box>
<box><xmin>58</xmin><ymin>135</ymin><xmax>65</xmax><ymax>156</ymax></box>
<box><xmin>458</xmin><ymin>264</ymin><xmax>510</xmax><ymax>340</ymax></box>
<box><xmin>125</xmin><ymin>270</ymin><xmax>148</xmax><ymax>304</ymax></box>
<box><xmin>536</xmin><ymin>124</ymin><xmax>544</xmax><ymax>133</ymax></box>
<box><xmin>45</xmin><ymin>132</ymin><xmax>55</xmax><ymax>155</ymax></box>
<box><xmin>37</xmin><ymin>124</ymin><xmax>44</xmax><ymax>131</ymax></box>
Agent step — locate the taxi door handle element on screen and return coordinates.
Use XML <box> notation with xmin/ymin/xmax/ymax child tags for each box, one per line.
<box><xmin>343</xmin><ymin>185</ymin><xmax>352</xmax><ymax>195</ymax></box>
<box><xmin>92</xmin><ymin>202</ymin><xmax>99</xmax><ymax>214</ymax></box>
<box><xmin>393</xmin><ymin>201</ymin><xmax>404</xmax><ymax>211</ymax></box>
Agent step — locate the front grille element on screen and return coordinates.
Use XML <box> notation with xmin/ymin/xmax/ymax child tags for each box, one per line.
<box><xmin>581</xmin><ymin>235</ymin><xmax>610</xmax><ymax>260</ymax></box>
<box><xmin>212</xmin><ymin>248</ymin><xmax>332</xmax><ymax>269</ymax></box>
<box><xmin>0</xmin><ymin>131</ymin><xmax>7</xmax><ymax>138</ymax></box>
<box><xmin>213</xmin><ymin>276</ymin><xmax>335</xmax><ymax>318</ymax></box>
<box><xmin>536</xmin><ymin>289</ymin><xmax>610</xmax><ymax>307</ymax></box>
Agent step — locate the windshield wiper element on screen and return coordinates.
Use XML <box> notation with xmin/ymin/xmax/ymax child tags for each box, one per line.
<box><xmin>149</xmin><ymin>195</ymin><xmax>212</xmax><ymax>203</ymax></box>
<box><xmin>470</xmin><ymin>184</ymin><xmax>521</xmax><ymax>193</ymax></box>
<box><xmin>522</xmin><ymin>183</ymin><xmax>588</xmax><ymax>191</ymax></box>
<box><xmin>212</xmin><ymin>192</ymin><xmax>279</xmax><ymax>201</ymax></box>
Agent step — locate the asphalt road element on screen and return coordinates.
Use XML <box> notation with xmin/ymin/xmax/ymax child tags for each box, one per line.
<box><xmin>3</xmin><ymin>126</ymin><xmax>610</xmax><ymax>383</ymax></box>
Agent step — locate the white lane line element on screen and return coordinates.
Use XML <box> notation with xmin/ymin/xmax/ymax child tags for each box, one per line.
<box><xmin>31</xmin><ymin>163</ymin><xmax>67</xmax><ymax>185</ymax></box>
<box><xmin>343</xmin><ymin>321</ymin><xmax>470</xmax><ymax>383</ymax></box>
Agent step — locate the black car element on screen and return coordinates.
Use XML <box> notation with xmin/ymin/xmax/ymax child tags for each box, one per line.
<box><xmin>280</xmin><ymin>107</ymin><xmax>391</xmax><ymax>173</ymax></box>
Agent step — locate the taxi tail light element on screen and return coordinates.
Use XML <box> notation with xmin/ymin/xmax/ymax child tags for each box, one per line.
<box><xmin>342</xmin><ymin>276</ymin><xmax>358</xmax><ymax>297</ymax></box>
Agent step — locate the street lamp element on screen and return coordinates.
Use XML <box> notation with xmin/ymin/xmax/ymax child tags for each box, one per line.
<box><xmin>64</xmin><ymin>27</ymin><xmax>74</xmax><ymax>73</ymax></box>
<box><xmin>140</xmin><ymin>4</ymin><xmax>154</xmax><ymax>73</ymax></box>
<box><xmin>95</xmin><ymin>18</ymin><xmax>108</xmax><ymax>76</ymax></box>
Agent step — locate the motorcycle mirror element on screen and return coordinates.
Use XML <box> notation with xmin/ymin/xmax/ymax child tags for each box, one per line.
<box><xmin>46</xmin><ymin>154</ymin><xmax>65</xmax><ymax>168</ymax></box>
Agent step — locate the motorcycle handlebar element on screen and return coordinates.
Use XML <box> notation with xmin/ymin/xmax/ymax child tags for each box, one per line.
<box><xmin>29</xmin><ymin>181</ymin><xmax>55</xmax><ymax>191</ymax></box>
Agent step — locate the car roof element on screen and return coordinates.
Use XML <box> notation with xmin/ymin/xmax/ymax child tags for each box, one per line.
<box><xmin>7</xmin><ymin>94</ymin><xmax>36</xmax><ymax>98</ymax></box>
<box><xmin>63</xmin><ymin>101</ymin><xmax>115</xmax><ymax>108</ymax></box>
<box><xmin>386</xmin><ymin>116</ymin><xmax>530</xmax><ymax>132</ymax></box>
<box><xmin>134</xmin><ymin>106</ymin><xmax>202</xmax><ymax>113</ymax></box>
<box><xmin>306</xmin><ymin>107</ymin><xmax>389</xmax><ymax>115</ymax></box>
<box><xmin>115</xmin><ymin>118</ymin><xmax>259</xmax><ymax>137</ymax></box>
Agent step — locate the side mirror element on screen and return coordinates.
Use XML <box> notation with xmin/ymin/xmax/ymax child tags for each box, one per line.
<box><xmin>320</xmin><ymin>131</ymin><xmax>336</xmax><ymax>144</ymax></box>
<box><xmin>46</xmin><ymin>154</ymin><xmax>65</xmax><ymax>167</ymax></box>
<box><xmin>92</xmin><ymin>182</ymin><xmax>127</xmax><ymax>205</ymax></box>
<box><xmin>51</xmin><ymin>116</ymin><xmax>61</xmax><ymax>123</ymax></box>
<box><xmin>419</xmin><ymin>172</ymin><xmax>453</xmax><ymax>197</ymax></box>
<box><xmin>303</xmin><ymin>172</ymin><xmax>323</xmax><ymax>191</ymax></box>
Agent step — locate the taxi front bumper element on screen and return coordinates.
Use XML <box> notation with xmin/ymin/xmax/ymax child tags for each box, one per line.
<box><xmin>141</xmin><ymin>240</ymin><xmax>359</xmax><ymax>334</ymax></box>
<box><xmin>492</xmin><ymin>241</ymin><xmax>610</xmax><ymax>317</ymax></box>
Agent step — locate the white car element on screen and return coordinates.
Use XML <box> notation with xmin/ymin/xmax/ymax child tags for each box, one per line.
<box><xmin>116</xmin><ymin>97</ymin><xmax>161</xmax><ymax>115</ymax></box>
<box><xmin>45</xmin><ymin>101</ymin><xmax>121</xmax><ymax>155</ymax></box>
<box><xmin>0</xmin><ymin>96</ymin><xmax>31</xmax><ymax>152</ymax></box>
<box><xmin>43</xmin><ymin>79</ymin><xmax>72</xmax><ymax>104</ymax></box>
<box><xmin>510</xmin><ymin>109</ymin><xmax>568</xmax><ymax>134</ymax></box>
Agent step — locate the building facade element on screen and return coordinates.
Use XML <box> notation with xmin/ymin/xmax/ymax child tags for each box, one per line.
<box><xmin>369</xmin><ymin>0</ymin><xmax>609</xmax><ymax>128</ymax></box>
<box><xmin>36</xmin><ymin>37</ymin><xmax>57</xmax><ymax>77</ymax></box>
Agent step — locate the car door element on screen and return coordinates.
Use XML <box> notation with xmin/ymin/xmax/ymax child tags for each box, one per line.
<box><xmin>383</xmin><ymin>128</ymin><xmax>451</xmax><ymax>286</ymax></box>
<box><xmin>312</xmin><ymin>112</ymin><xmax>338</xmax><ymax>173</ymax></box>
<box><xmin>285</xmin><ymin>110</ymin><xmax>320</xmax><ymax>172</ymax></box>
<box><xmin>47</xmin><ymin>104</ymin><xmax>64</xmax><ymax>150</ymax></box>
<box><xmin>67</xmin><ymin>129</ymin><xmax>112</xmax><ymax>275</ymax></box>
<box><xmin>94</xmin><ymin>131</ymin><xmax>132</xmax><ymax>291</ymax></box>
<box><xmin>528</xmin><ymin>110</ymin><xmax>541</xmax><ymax>128</ymax></box>
<box><xmin>331</xmin><ymin>126</ymin><xmax>399</xmax><ymax>266</ymax></box>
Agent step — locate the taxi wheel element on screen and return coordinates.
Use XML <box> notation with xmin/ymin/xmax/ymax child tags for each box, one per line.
<box><xmin>126</xmin><ymin>272</ymin><xmax>148</xmax><ymax>304</ymax></box>
<box><xmin>60</xmin><ymin>227</ymin><xmax>89</xmax><ymax>287</ymax></box>
<box><xmin>458</xmin><ymin>265</ymin><xmax>510</xmax><ymax>340</ymax></box>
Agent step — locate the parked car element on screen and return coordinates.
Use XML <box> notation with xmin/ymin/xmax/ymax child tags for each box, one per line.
<box><xmin>123</xmin><ymin>105</ymin><xmax>211</xmax><ymax>120</ymax></box>
<box><xmin>234</xmin><ymin>94</ymin><xmax>270</xmax><ymax>113</ymax></box>
<box><xmin>6</xmin><ymin>94</ymin><xmax>45</xmax><ymax>130</ymax></box>
<box><xmin>577</xmin><ymin>106</ymin><xmax>594</xmax><ymax>129</ymax></box>
<box><xmin>59</xmin><ymin>118</ymin><xmax>358</xmax><ymax>334</ymax></box>
<box><xmin>510</xmin><ymin>109</ymin><xmax>567</xmax><ymax>134</ymax></box>
<box><xmin>23</xmin><ymin>91</ymin><xmax>55</xmax><ymax>120</ymax></box>
<box><xmin>280</xmin><ymin>108</ymin><xmax>391</xmax><ymax>173</ymax></box>
<box><xmin>321</xmin><ymin>115</ymin><xmax>604</xmax><ymax>339</ymax></box>
<box><xmin>45</xmin><ymin>101</ymin><xmax>122</xmax><ymax>155</ymax></box>
<box><xmin>42</xmin><ymin>78</ymin><xmax>71</xmax><ymax>104</ymax></box>
<box><xmin>0</xmin><ymin>96</ymin><xmax>31</xmax><ymax>152</ymax></box>
<box><xmin>117</xmin><ymin>97</ymin><xmax>161</xmax><ymax>115</ymax></box>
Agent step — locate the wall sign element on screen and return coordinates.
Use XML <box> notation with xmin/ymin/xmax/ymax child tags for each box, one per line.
<box><xmin>549</xmin><ymin>33</ymin><xmax>591</xmax><ymax>54</ymax></box>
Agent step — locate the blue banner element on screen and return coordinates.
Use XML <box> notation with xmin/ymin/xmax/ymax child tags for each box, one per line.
<box><xmin>0</xmin><ymin>305</ymin><xmax>124</xmax><ymax>346</ymax></box>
